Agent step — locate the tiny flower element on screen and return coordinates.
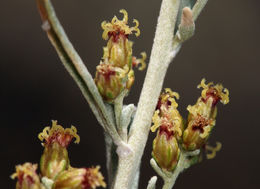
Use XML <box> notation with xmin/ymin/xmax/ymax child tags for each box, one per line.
<box><xmin>53</xmin><ymin>166</ymin><xmax>106</xmax><ymax>189</ymax></box>
<box><xmin>11</xmin><ymin>163</ymin><xmax>43</xmax><ymax>189</ymax></box>
<box><xmin>183</xmin><ymin>79</ymin><xmax>229</xmax><ymax>151</ymax></box>
<box><xmin>95</xmin><ymin>9</ymin><xmax>146</xmax><ymax>102</ymax></box>
<box><xmin>151</xmin><ymin>88</ymin><xmax>183</xmax><ymax>140</ymax></box>
<box><xmin>38</xmin><ymin>120</ymin><xmax>80</xmax><ymax>179</ymax></box>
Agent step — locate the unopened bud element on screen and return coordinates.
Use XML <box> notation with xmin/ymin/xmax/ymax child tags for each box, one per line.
<box><xmin>53</xmin><ymin>166</ymin><xmax>106</xmax><ymax>189</ymax></box>
<box><xmin>95</xmin><ymin>63</ymin><xmax>126</xmax><ymax>102</ymax></box>
<box><xmin>38</xmin><ymin>120</ymin><xmax>80</xmax><ymax>179</ymax></box>
<box><xmin>152</xmin><ymin>126</ymin><xmax>180</xmax><ymax>172</ymax></box>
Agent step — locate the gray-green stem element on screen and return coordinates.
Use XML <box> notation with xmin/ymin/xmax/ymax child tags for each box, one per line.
<box><xmin>150</xmin><ymin>150</ymin><xmax>200</xmax><ymax>189</ymax></box>
<box><xmin>36</xmin><ymin>0</ymin><xmax>123</xmax><ymax>146</ymax></box>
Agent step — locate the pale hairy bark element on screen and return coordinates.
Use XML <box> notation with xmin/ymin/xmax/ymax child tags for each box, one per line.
<box><xmin>113</xmin><ymin>0</ymin><xmax>181</xmax><ymax>188</ymax></box>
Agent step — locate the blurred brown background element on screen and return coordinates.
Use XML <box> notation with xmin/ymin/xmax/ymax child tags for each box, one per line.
<box><xmin>1</xmin><ymin>0</ymin><xmax>259</xmax><ymax>188</ymax></box>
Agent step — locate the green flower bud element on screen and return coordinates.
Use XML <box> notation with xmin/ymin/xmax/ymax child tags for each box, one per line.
<box><xmin>53</xmin><ymin>166</ymin><xmax>106</xmax><ymax>189</ymax></box>
<box><xmin>38</xmin><ymin>120</ymin><xmax>80</xmax><ymax>179</ymax></box>
<box><xmin>95</xmin><ymin>63</ymin><xmax>126</xmax><ymax>102</ymax></box>
<box><xmin>152</xmin><ymin>126</ymin><xmax>180</xmax><ymax>172</ymax></box>
<box><xmin>11</xmin><ymin>163</ymin><xmax>43</xmax><ymax>189</ymax></box>
<box><xmin>183</xmin><ymin>79</ymin><xmax>229</xmax><ymax>151</ymax></box>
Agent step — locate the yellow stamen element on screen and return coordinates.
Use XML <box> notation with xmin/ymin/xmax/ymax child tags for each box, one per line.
<box><xmin>197</xmin><ymin>78</ymin><xmax>229</xmax><ymax>105</ymax></box>
<box><xmin>135</xmin><ymin>52</ymin><xmax>147</xmax><ymax>71</ymax></box>
<box><xmin>101</xmin><ymin>9</ymin><xmax>140</xmax><ymax>40</ymax></box>
<box><xmin>206</xmin><ymin>142</ymin><xmax>222</xmax><ymax>159</ymax></box>
<box><xmin>151</xmin><ymin>110</ymin><xmax>161</xmax><ymax>132</ymax></box>
<box><xmin>38</xmin><ymin>120</ymin><xmax>80</xmax><ymax>144</ymax></box>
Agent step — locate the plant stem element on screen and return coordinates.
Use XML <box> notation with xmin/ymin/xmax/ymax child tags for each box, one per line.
<box><xmin>36</xmin><ymin>0</ymin><xmax>123</xmax><ymax>145</ymax></box>
<box><xmin>113</xmin><ymin>0</ymin><xmax>181</xmax><ymax>188</ymax></box>
<box><xmin>150</xmin><ymin>150</ymin><xmax>200</xmax><ymax>189</ymax></box>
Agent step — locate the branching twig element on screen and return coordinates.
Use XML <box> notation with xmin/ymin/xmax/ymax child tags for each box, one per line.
<box><xmin>36</xmin><ymin>0</ymin><xmax>123</xmax><ymax>146</ymax></box>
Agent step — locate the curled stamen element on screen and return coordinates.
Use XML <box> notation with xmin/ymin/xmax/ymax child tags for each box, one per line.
<box><xmin>38</xmin><ymin>120</ymin><xmax>80</xmax><ymax>147</ymax></box>
<box><xmin>163</xmin><ymin>88</ymin><xmax>179</xmax><ymax>108</ymax></box>
<box><xmin>101</xmin><ymin>9</ymin><xmax>141</xmax><ymax>40</ymax></box>
<box><xmin>198</xmin><ymin>78</ymin><xmax>229</xmax><ymax>105</ymax></box>
<box><xmin>206</xmin><ymin>142</ymin><xmax>222</xmax><ymax>159</ymax></box>
<box><xmin>151</xmin><ymin>110</ymin><xmax>161</xmax><ymax>132</ymax></box>
<box><xmin>133</xmin><ymin>52</ymin><xmax>147</xmax><ymax>71</ymax></box>
<box><xmin>133</xmin><ymin>19</ymin><xmax>140</xmax><ymax>37</ymax></box>
<box><xmin>120</xmin><ymin>9</ymin><xmax>128</xmax><ymax>23</ymax></box>
<box><xmin>151</xmin><ymin>89</ymin><xmax>183</xmax><ymax>138</ymax></box>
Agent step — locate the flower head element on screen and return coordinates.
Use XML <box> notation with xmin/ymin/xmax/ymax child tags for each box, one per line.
<box><xmin>151</xmin><ymin>89</ymin><xmax>182</xmax><ymax>171</ymax></box>
<box><xmin>38</xmin><ymin>121</ymin><xmax>80</xmax><ymax>179</ymax></box>
<box><xmin>183</xmin><ymin>79</ymin><xmax>229</xmax><ymax>150</ymax></box>
<box><xmin>151</xmin><ymin>88</ymin><xmax>183</xmax><ymax>140</ymax></box>
<box><xmin>11</xmin><ymin>163</ymin><xmax>42</xmax><ymax>189</ymax></box>
<box><xmin>53</xmin><ymin>166</ymin><xmax>106</xmax><ymax>189</ymax></box>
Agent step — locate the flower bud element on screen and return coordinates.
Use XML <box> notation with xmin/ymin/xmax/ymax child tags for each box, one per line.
<box><xmin>152</xmin><ymin>126</ymin><xmax>180</xmax><ymax>172</ymax></box>
<box><xmin>11</xmin><ymin>163</ymin><xmax>43</xmax><ymax>189</ymax></box>
<box><xmin>38</xmin><ymin>120</ymin><xmax>80</xmax><ymax>179</ymax></box>
<box><xmin>53</xmin><ymin>166</ymin><xmax>106</xmax><ymax>189</ymax></box>
<box><xmin>95</xmin><ymin>9</ymin><xmax>146</xmax><ymax>102</ymax></box>
<box><xmin>95</xmin><ymin>63</ymin><xmax>126</xmax><ymax>102</ymax></box>
<box><xmin>183</xmin><ymin>79</ymin><xmax>229</xmax><ymax>151</ymax></box>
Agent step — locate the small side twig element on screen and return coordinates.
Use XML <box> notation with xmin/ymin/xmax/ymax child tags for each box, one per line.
<box><xmin>150</xmin><ymin>149</ymin><xmax>200</xmax><ymax>189</ymax></box>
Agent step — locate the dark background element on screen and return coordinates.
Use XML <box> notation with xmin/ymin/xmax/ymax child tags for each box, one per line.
<box><xmin>1</xmin><ymin>0</ymin><xmax>259</xmax><ymax>188</ymax></box>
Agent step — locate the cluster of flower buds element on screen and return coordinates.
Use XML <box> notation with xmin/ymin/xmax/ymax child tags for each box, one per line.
<box><xmin>151</xmin><ymin>79</ymin><xmax>229</xmax><ymax>171</ymax></box>
<box><xmin>182</xmin><ymin>79</ymin><xmax>229</xmax><ymax>151</ymax></box>
<box><xmin>95</xmin><ymin>9</ymin><xmax>146</xmax><ymax>103</ymax></box>
<box><xmin>151</xmin><ymin>88</ymin><xmax>183</xmax><ymax>172</ymax></box>
<box><xmin>12</xmin><ymin>121</ymin><xmax>106</xmax><ymax>189</ymax></box>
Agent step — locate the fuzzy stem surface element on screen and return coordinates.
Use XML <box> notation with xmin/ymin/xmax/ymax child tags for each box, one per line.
<box><xmin>113</xmin><ymin>0</ymin><xmax>181</xmax><ymax>188</ymax></box>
